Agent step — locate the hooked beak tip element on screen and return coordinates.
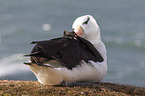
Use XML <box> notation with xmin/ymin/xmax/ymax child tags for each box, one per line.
<box><xmin>73</xmin><ymin>25</ymin><xmax>84</xmax><ymax>37</ymax></box>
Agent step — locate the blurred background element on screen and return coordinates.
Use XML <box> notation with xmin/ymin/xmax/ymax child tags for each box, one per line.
<box><xmin>0</xmin><ymin>0</ymin><xmax>145</xmax><ymax>87</ymax></box>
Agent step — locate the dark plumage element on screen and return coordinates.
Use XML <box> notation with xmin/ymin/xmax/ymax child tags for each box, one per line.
<box><xmin>25</xmin><ymin>31</ymin><xmax>104</xmax><ymax>69</ymax></box>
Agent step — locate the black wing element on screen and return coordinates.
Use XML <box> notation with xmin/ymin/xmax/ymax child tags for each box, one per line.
<box><xmin>27</xmin><ymin>37</ymin><xmax>82</xmax><ymax>69</ymax></box>
<box><xmin>25</xmin><ymin>31</ymin><xmax>104</xmax><ymax>69</ymax></box>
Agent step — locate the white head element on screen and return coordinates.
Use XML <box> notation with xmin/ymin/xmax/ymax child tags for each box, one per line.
<box><xmin>72</xmin><ymin>15</ymin><xmax>101</xmax><ymax>42</ymax></box>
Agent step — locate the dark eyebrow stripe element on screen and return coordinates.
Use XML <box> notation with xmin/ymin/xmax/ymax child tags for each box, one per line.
<box><xmin>83</xmin><ymin>17</ymin><xmax>90</xmax><ymax>24</ymax></box>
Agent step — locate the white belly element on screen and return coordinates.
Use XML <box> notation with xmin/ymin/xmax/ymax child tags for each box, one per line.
<box><xmin>27</xmin><ymin>60</ymin><xmax>107</xmax><ymax>85</ymax></box>
<box><xmin>28</xmin><ymin>63</ymin><xmax>63</xmax><ymax>85</ymax></box>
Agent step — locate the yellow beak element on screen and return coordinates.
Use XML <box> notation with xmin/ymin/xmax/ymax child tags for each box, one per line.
<box><xmin>74</xmin><ymin>25</ymin><xmax>84</xmax><ymax>37</ymax></box>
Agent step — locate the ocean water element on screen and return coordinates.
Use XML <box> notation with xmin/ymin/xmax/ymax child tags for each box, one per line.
<box><xmin>0</xmin><ymin>0</ymin><xmax>145</xmax><ymax>87</ymax></box>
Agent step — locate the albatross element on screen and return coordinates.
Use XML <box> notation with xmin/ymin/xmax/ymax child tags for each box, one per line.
<box><xmin>24</xmin><ymin>15</ymin><xmax>107</xmax><ymax>85</ymax></box>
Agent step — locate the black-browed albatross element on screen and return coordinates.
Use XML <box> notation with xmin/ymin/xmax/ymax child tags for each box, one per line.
<box><xmin>24</xmin><ymin>15</ymin><xmax>107</xmax><ymax>85</ymax></box>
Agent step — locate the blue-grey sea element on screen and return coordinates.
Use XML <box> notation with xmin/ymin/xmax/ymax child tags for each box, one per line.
<box><xmin>0</xmin><ymin>0</ymin><xmax>145</xmax><ymax>87</ymax></box>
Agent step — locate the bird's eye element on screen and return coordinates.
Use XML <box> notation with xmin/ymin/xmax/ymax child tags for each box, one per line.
<box><xmin>83</xmin><ymin>17</ymin><xmax>90</xmax><ymax>24</ymax></box>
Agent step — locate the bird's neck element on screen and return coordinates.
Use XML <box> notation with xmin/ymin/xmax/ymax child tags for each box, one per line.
<box><xmin>85</xmin><ymin>37</ymin><xmax>107</xmax><ymax>62</ymax></box>
<box><xmin>84</xmin><ymin>35</ymin><xmax>101</xmax><ymax>45</ymax></box>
